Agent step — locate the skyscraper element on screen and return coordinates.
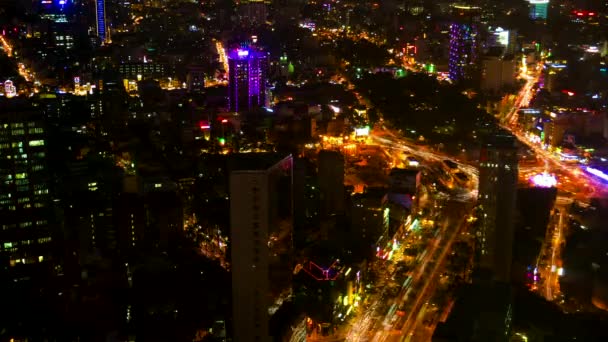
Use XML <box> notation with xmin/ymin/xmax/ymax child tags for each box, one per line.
<box><xmin>318</xmin><ymin>150</ymin><xmax>345</xmax><ymax>217</ymax></box>
<box><xmin>0</xmin><ymin>100</ymin><xmax>53</xmax><ymax>278</ymax></box>
<box><xmin>528</xmin><ymin>0</ymin><xmax>549</xmax><ymax>20</ymax></box>
<box><xmin>228</xmin><ymin>47</ymin><xmax>267</xmax><ymax>112</ymax></box>
<box><xmin>229</xmin><ymin>154</ymin><xmax>293</xmax><ymax>342</ymax></box>
<box><xmin>448</xmin><ymin>4</ymin><xmax>481</xmax><ymax>83</ymax></box>
<box><xmin>95</xmin><ymin>0</ymin><xmax>108</xmax><ymax>43</ymax></box>
<box><xmin>477</xmin><ymin>134</ymin><xmax>518</xmax><ymax>282</ymax></box>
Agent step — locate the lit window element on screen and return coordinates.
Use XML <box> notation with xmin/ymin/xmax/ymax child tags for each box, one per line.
<box><xmin>28</xmin><ymin>140</ymin><xmax>45</xmax><ymax>147</ymax></box>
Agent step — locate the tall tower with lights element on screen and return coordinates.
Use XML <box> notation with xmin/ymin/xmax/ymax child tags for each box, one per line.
<box><xmin>228</xmin><ymin>47</ymin><xmax>267</xmax><ymax>112</ymax></box>
<box><xmin>448</xmin><ymin>4</ymin><xmax>481</xmax><ymax>83</ymax></box>
<box><xmin>95</xmin><ymin>0</ymin><xmax>108</xmax><ymax>43</ymax></box>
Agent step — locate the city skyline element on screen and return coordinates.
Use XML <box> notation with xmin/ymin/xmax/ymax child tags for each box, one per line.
<box><xmin>1</xmin><ymin>0</ymin><xmax>608</xmax><ymax>341</ymax></box>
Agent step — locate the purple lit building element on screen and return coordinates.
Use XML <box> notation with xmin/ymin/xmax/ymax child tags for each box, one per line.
<box><xmin>228</xmin><ymin>47</ymin><xmax>267</xmax><ymax>112</ymax></box>
<box><xmin>448</xmin><ymin>4</ymin><xmax>481</xmax><ymax>83</ymax></box>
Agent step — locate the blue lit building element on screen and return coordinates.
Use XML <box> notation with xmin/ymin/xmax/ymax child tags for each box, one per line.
<box><xmin>95</xmin><ymin>0</ymin><xmax>108</xmax><ymax>43</ymax></box>
<box><xmin>528</xmin><ymin>0</ymin><xmax>549</xmax><ymax>20</ymax></box>
<box><xmin>228</xmin><ymin>47</ymin><xmax>267</xmax><ymax>112</ymax></box>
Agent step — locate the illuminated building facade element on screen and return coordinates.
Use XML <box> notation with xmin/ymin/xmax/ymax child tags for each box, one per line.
<box><xmin>528</xmin><ymin>0</ymin><xmax>549</xmax><ymax>20</ymax></box>
<box><xmin>477</xmin><ymin>134</ymin><xmax>518</xmax><ymax>282</ymax></box>
<box><xmin>95</xmin><ymin>0</ymin><xmax>108</xmax><ymax>43</ymax></box>
<box><xmin>228</xmin><ymin>47</ymin><xmax>267</xmax><ymax>112</ymax></box>
<box><xmin>230</xmin><ymin>154</ymin><xmax>293</xmax><ymax>342</ymax></box>
<box><xmin>448</xmin><ymin>5</ymin><xmax>481</xmax><ymax>83</ymax></box>
<box><xmin>0</xmin><ymin>101</ymin><xmax>53</xmax><ymax>278</ymax></box>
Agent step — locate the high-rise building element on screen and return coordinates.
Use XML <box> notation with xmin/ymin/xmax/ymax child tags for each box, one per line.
<box><xmin>229</xmin><ymin>154</ymin><xmax>293</xmax><ymax>342</ymax></box>
<box><xmin>0</xmin><ymin>100</ymin><xmax>53</xmax><ymax>278</ymax></box>
<box><xmin>318</xmin><ymin>150</ymin><xmax>345</xmax><ymax>216</ymax></box>
<box><xmin>228</xmin><ymin>47</ymin><xmax>267</xmax><ymax>112</ymax></box>
<box><xmin>528</xmin><ymin>0</ymin><xmax>549</xmax><ymax>20</ymax></box>
<box><xmin>238</xmin><ymin>0</ymin><xmax>270</xmax><ymax>27</ymax></box>
<box><xmin>477</xmin><ymin>134</ymin><xmax>518</xmax><ymax>282</ymax></box>
<box><xmin>95</xmin><ymin>0</ymin><xmax>108</xmax><ymax>43</ymax></box>
<box><xmin>481</xmin><ymin>55</ymin><xmax>516</xmax><ymax>93</ymax></box>
<box><xmin>448</xmin><ymin>4</ymin><xmax>481</xmax><ymax>83</ymax></box>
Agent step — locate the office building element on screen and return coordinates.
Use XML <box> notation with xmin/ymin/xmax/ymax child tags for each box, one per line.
<box><xmin>318</xmin><ymin>150</ymin><xmax>344</xmax><ymax>216</ymax></box>
<box><xmin>238</xmin><ymin>0</ymin><xmax>270</xmax><ymax>27</ymax></box>
<box><xmin>448</xmin><ymin>4</ymin><xmax>481</xmax><ymax>83</ymax></box>
<box><xmin>118</xmin><ymin>62</ymin><xmax>170</xmax><ymax>81</ymax></box>
<box><xmin>477</xmin><ymin>134</ymin><xmax>518</xmax><ymax>282</ymax></box>
<box><xmin>528</xmin><ymin>0</ymin><xmax>549</xmax><ymax>20</ymax></box>
<box><xmin>481</xmin><ymin>55</ymin><xmax>516</xmax><ymax>93</ymax></box>
<box><xmin>95</xmin><ymin>0</ymin><xmax>108</xmax><ymax>43</ymax></box>
<box><xmin>228</xmin><ymin>47</ymin><xmax>267</xmax><ymax>112</ymax></box>
<box><xmin>0</xmin><ymin>100</ymin><xmax>53</xmax><ymax>278</ymax></box>
<box><xmin>186</xmin><ymin>64</ymin><xmax>206</xmax><ymax>93</ymax></box>
<box><xmin>229</xmin><ymin>154</ymin><xmax>293</xmax><ymax>342</ymax></box>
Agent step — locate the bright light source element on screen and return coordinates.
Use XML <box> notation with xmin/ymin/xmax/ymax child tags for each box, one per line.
<box><xmin>354</xmin><ymin>126</ymin><xmax>370</xmax><ymax>136</ymax></box>
<box><xmin>328</xmin><ymin>105</ymin><xmax>341</xmax><ymax>114</ymax></box>
<box><xmin>530</xmin><ymin>172</ymin><xmax>557</xmax><ymax>188</ymax></box>
<box><xmin>236</xmin><ymin>49</ymin><xmax>249</xmax><ymax>57</ymax></box>
<box><xmin>586</xmin><ymin>166</ymin><xmax>608</xmax><ymax>181</ymax></box>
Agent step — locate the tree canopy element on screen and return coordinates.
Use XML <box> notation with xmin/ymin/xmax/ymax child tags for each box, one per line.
<box><xmin>354</xmin><ymin>72</ymin><xmax>496</xmax><ymax>139</ymax></box>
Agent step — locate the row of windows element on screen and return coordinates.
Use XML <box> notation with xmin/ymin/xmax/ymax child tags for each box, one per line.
<box><xmin>9</xmin><ymin>255</ymin><xmax>45</xmax><ymax>266</ymax></box>
<box><xmin>0</xmin><ymin>220</ymin><xmax>45</xmax><ymax>231</ymax></box>
<box><xmin>2</xmin><ymin>202</ymin><xmax>46</xmax><ymax>210</ymax></box>
<box><xmin>0</xmin><ymin>127</ymin><xmax>44</xmax><ymax>136</ymax></box>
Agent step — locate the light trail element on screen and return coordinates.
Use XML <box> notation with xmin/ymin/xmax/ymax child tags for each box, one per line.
<box><xmin>215</xmin><ymin>40</ymin><xmax>229</xmax><ymax>80</ymax></box>
<box><xmin>0</xmin><ymin>34</ymin><xmax>13</xmax><ymax>57</ymax></box>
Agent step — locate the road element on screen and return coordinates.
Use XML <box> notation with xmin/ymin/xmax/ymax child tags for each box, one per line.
<box><xmin>500</xmin><ymin>57</ymin><xmax>608</xmax><ymax>307</ymax></box>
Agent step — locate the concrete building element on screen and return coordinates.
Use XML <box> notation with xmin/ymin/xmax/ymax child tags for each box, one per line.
<box><xmin>481</xmin><ymin>55</ymin><xmax>516</xmax><ymax>93</ymax></box>
<box><xmin>477</xmin><ymin>134</ymin><xmax>518</xmax><ymax>282</ymax></box>
<box><xmin>229</xmin><ymin>154</ymin><xmax>293</xmax><ymax>342</ymax></box>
